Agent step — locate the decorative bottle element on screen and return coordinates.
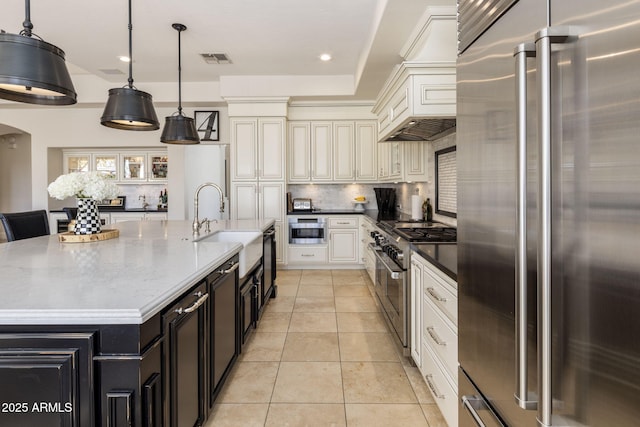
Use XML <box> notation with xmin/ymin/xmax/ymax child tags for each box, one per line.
<box><xmin>425</xmin><ymin>198</ymin><xmax>433</xmax><ymax>222</ymax></box>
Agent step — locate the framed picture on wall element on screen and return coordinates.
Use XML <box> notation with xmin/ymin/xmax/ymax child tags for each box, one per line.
<box><xmin>194</xmin><ymin>110</ymin><xmax>220</xmax><ymax>141</ymax></box>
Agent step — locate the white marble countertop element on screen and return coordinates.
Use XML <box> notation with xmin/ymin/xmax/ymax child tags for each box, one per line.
<box><xmin>0</xmin><ymin>219</ymin><xmax>274</xmax><ymax>326</ymax></box>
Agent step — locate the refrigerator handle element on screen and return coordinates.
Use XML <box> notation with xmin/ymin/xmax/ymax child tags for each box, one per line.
<box><xmin>513</xmin><ymin>42</ymin><xmax>537</xmax><ymax>412</ymax></box>
<box><xmin>535</xmin><ymin>26</ymin><xmax>575</xmax><ymax>427</ymax></box>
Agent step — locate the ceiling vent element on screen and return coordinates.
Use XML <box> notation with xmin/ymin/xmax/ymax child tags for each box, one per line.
<box><xmin>200</xmin><ymin>53</ymin><xmax>232</xmax><ymax>64</ymax></box>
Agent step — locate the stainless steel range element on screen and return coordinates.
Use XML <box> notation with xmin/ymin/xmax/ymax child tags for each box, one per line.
<box><xmin>370</xmin><ymin>220</ymin><xmax>456</xmax><ymax>356</ymax></box>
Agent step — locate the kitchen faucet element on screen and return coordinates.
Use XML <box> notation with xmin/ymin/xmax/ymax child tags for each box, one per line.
<box><xmin>139</xmin><ymin>195</ymin><xmax>149</xmax><ymax>209</ymax></box>
<box><xmin>192</xmin><ymin>182</ymin><xmax>225</xmax><ymax>237</ymax></box>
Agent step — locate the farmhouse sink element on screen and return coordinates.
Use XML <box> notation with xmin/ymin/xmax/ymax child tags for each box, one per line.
<box><xmin>200</xmin><ymin>231</ymin><xmax>262</xmax><ymax>278</ymax></box>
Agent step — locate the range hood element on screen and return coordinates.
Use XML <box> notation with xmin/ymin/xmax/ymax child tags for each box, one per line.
<box><xmin>384</xmin><ymin>117</ymin><xmax>456</xmax><ymax>142</ymax></box>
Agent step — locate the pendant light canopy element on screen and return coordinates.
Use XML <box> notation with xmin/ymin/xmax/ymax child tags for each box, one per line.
<box><xmin>0</xmin><ymin>0</ymin><xmax>77</xmax><ymax>105</ymax></box>
<box><xmin>101</xmin><ymin>0</ymin><xmax>159</xmax><ymax>130</ymax></box>
<box><xmin>161</xmin><ymin>23</ymin><xmax>200</xmax><ymax>144</ymax></box>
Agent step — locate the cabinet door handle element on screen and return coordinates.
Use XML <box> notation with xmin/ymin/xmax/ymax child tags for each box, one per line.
<box><xmin>426</xmin><ymin>287</ymin><xmax>447</xmax><ymax>302</ymax></box>
<box><xmin>426</xmin><ymin>326</ymin><xmax>446</xmax><ymax>346</ymax></box>
<box><xmin>175</xmin><ymin>293</ymin><xmax>209</xmax><ymax>315</ymax></box>
<box><xmin>425</xmin><ymin>374</ymin><xmax>445</xmax><ymax>399</ymax></box>
<box><xmin>218</xmin><ymin>262</ymin><xmax>239</xmax><ymax>274</ymax></box>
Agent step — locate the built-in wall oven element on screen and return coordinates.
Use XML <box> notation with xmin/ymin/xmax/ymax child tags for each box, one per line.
<box><xmin>288</xmin><ymin>217</ymin><xmax>327</xmax><ymax>244</ymax></box>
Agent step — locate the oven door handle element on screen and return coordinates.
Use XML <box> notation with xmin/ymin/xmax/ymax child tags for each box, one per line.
<box><xmin>370</xmin><ymin>243</ymin><xmax>403</xmax><ymax>279</ymax></box>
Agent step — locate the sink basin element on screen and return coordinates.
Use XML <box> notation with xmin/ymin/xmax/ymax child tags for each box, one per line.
<box><xmin>201</xmin><ymin>231</ymin><xmax>262</xmax><ymax>278</ymax></box>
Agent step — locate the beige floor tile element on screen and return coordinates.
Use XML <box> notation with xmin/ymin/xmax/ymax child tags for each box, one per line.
<box><xmin>276</xmin><ymin>276</ymin><xmax>301</xmax><ymax>286</ymax></box>
<box><xmin>272</xmin><ymin>361</ymin><xmax>344</xmax><ymax>403</ymax></box>
<box><xmin>240</xmin><ymin>332</ymin><xmax>287</xmax><ymax>361</ymax></box>
<box><xmin>339</xmin><ymin>333</ymin><xmax>399</xmax><ymax>362</ymax></box>
<box><xmin>264</xmin><ymin>296</ymin><xmax>296</xmax><ymax>313</ymax></box>
<box><xmin>333</xmin><ymin>285</ymin><xmax>370</xmax><ymax>297</ymax></box>
<box><xmin>265</xmin><ymin>403</ymin><xmax>346</xmax><ymax>427</ymax></box>
<box><xmin>281</xmin><ymin>332</ymin><xmax>340</xmax><ymax>361</ymax></box>
<box><xmin>300</xmin><ymin>275</ymin><xmax>334</xmax><ymax>286</ymax></box>
<box><xmin>335</xmin><ymin>296</ymin><xmax>378</xmax><ymax>312</ymax></box>
<box><xmin>279</xmin><ymin>269</ymin><xmax>303</xmax><ymax>278</ymax></box>
<box><xmin>206</xmin><ymin>403</ymin><xmax>269</xmax><ymax>427</ymax></box>
<box><xmin>331</xmin><ymin>269</ymin><xmax>365</xmax><ymax>278</ymax></box>
<box><xmin>257</xmin><ymin>311</ymin><xmax>292</xmax><ymax>332</ymax></box>
<box><xmin>277</xmin><ymin>283</ymin><xmax>300</xmax><ymax>296</ymax></box>
<box><xmin>403</xmin><ymin>365</ymin><xmax>435</xmax><ymax>404</ymax></box>
<box><xmin>302</xmin><ymin>269</ymin><xmax>333</xmax><ymax>277</ymax></box>
<box><xmin>288</xmin><ymin>312</ymin><xmax>338</xmax><ymax>333</ymax></box>
<box><xmin>342</xmin><ymin>362</ymin><xmax>417</xmax><ymax>404</ymax></box>
<box><xmin>294</xmin><ymin>296</ymin><xmax>336</xmax><ymax>313</ymax></box>
<box><xmin>421</xmin><ymin>403</ymin><xmax>448</xmax><ymax>427</ymax></box>
<box><xmin>297</xmin><ymin>284</ymin><xmax>334</xmax><ymax>297</ymax></box>
<box><xmin>332</xmin><ymin>276</ymin><xmax>367</xmax><ymax>286</ymax></box>
<box><xmin>336</xmin><ymin>312</ymin><xmax>389</xmax><ymax>333</ymax></box>
<box><xmin>217</xmin><ymin>361</ymin><xmax>279</xmax><ymax>403</ymax></box>
<box><xmin>345</xmin><ymin>403</ymin><xmax>429</xmax><ymax>427</ymax></box>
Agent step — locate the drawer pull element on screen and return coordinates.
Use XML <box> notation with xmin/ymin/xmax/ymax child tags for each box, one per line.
<box><xmin>336</xmin><ymin>221</ymin><xmax>350</xmax><ymax>225</ymax></box>
<box><xmin>301</xmin><ymin>254</ymin><xmax>315</xmax><ymax>257</ymax></box>
<box><xmin>427</xmin><ymin>287</ymin><xmax>447</xmax><ymax>302</ymax></box>
<box><xmin>426</xmin><ymin>326</ymin><xmax>446</xmax><ymax>346</ymax></box>
<box><xmin>175</xmin><ymin>293</ymin><xmax>209</xmax><ymax>315</ymax></box>
<box><xmin>218</xmin><ymin>262</ymin><xmax>239</xmax><ymax>274</ymax></box>
<box><xmin>425</xmin><ymin>374</ymin><xmax>445</xmax><ymax>399</ymax></box>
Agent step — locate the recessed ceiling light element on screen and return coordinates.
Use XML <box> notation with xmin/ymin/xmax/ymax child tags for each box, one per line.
<box><xmin>119</xmin><ymin>56</ymin><xmax>131</xmax><ymax>63</ymax></box>
<box><xmin>319</xmin><ymin>53</ymin><xmax>332</xmax><ymax>61</ymax></box>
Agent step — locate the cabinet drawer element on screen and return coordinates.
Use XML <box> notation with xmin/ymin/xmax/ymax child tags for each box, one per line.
<box><xmin>328</xmin><ymin>217</ymin><xmax>358</xmax><ymax>228</ymax></box>
<box><xmin>423</xmin><ymin>266</ymin><xmax>457</xmax><ymax>325</ymax></box>
<box><xmin>288</xmin><ymin>246</ymin><xmax>328</xmax><ymax>263</ymax></box>
<box><xmin>421</xmin><ymin>344</ymin><xmax>458</xmax><ymax>427</ymax></box>
<box><xmin>422</xmin><ymin>297</ymin><xmax>458</xmax><ymax>384</ymax></box>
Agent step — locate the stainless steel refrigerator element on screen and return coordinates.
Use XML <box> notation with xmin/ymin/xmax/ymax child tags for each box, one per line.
<box><xmin>457</xmin><ymin>0</ymin><xmax>640</xmax><ymax>426</ymax></box>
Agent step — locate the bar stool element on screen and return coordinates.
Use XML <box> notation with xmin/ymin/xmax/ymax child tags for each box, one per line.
<box><xmin>0</xmin><ymin>210</ymin><xmax>51</xmax><ymax>242</ymax></box>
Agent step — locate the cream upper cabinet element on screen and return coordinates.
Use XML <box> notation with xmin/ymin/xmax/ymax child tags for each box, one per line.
<box><xmin>355</xmin><ymin>122</ymin><xmax>377</xmax><ymax>181</ymax></box>
<box><xmin>121</xmin><ymin>154</ymin><xmax>147</xmax><ymax>182</ymax></box>
<box><xmin>287</xmin><ymin>121</ymin><xmax>333</xmax><ymax>183</ymax></box>
<box><xmin>231</xmin><ymin>117</ymin><xmax>285</xmax><ymax>182</ymax></box>
<box><xmin>332</xmin><ymin>122</ymin><xmax>355</xmax><ymax>181</ymax></box>
<box><xmin>388</xmin><ymin>142</ymin><xmax>403</xmax><ymax>181</ymax></box>
<box><xmin>311</xmin><ymin>122</ymin><xmax>333</xmax><ymax>181</ymax></box>
<box><xmin>288</xmin><ymin>122</ymin><xmax>311</xmax><ymax>182</ymax></box>
<box><xmin>93</xmin><ymin>153</ymin><xmax>118</xmax><ymax>180</ymax></box>
<box><xmin>403</xmin><ymin>142</ymin><xmax>428</xmax><ymax>182</ymax></box>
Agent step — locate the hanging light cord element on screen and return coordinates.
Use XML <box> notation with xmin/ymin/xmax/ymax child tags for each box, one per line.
<box><xmin>176</xmin><ymin>25</ymin><xmax>184</xmax><ymax>115</ymax></box>
<box><xmin>127</xmin><ymin>0</ymin><xmax>134</xmax><ymax>88</ymax></box>
<box><xmin>19</xmin><ymin>0</ymin><xmax>41</xmax><ymax>40</ymax></box>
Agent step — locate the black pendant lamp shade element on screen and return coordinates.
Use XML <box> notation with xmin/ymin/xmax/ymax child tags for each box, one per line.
<box><xmin>101</xmin><ymin>0</ymin><xmax>159</xmax><ymax>130</ymax></box>
<box><xmin>161</xmin><ymin>23</ymin><xmax>200</xmax><ymax>144</ymax></box>
<box><xmin>0</xmin><ymin>1</ymin><xmax>77</xmax><ymax>105</ymax></box>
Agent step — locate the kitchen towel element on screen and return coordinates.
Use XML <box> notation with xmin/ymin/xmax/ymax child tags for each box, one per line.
<box><xmin>411</xmin><ymin>195</ymin><xmax>422</xmax><ymax>220</ymax></box>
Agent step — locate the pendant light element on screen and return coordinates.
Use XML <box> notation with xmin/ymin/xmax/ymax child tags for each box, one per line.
<box><xmin>0</xmin><ymin>0</ymin><xmax>76</xmax><ymax>105</ymax></box>
<box><xmin>160</xmin><ymin>23</ymin><xmax>200</xmax><ymax>144</ymax></box>
<box><xmin>100</xmin><ymin>0</ymin><xmax>159</xmax><ymax>130</ymax></box>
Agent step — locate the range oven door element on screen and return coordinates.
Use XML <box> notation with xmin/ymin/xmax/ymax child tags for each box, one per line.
<box><xmin>372</xmin><ymin>245</ymin><xmax>407</xmax><ymax>346</ymax></box>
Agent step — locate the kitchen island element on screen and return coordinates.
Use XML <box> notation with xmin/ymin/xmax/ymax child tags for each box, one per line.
<box><xmin>0</xmin><ymin>219</ymin><xmax>274</xmax><ymax>427</ymax></box>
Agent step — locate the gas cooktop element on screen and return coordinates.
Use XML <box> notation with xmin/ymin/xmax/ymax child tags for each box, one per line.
<box><xmin>377</xmin><ymin>220</ymin><xmax>456</xmax><ymax>242</ymax></box>
<box><xmin>393</xmin><ymin>226</ymin><xmax>457</xmax><ymax>242</ymax></box>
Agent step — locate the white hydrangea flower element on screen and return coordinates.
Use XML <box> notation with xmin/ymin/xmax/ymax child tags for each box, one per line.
<box><xmin>48</xmin><ymin>172</ymin><xmax>120</xmax><ymax>200</ymax></box>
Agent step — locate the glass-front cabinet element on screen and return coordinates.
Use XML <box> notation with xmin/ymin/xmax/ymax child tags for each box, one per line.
<box><xmin>93</xmin><ymin>153</ymin><xmax>118</xmax><ymax>180</ymax></box>
<box><xmin>149</xmin><ymin>152</ymin><xmax>169</xmax><ymax>181</ymax></box>
<box><xmin>62</xmin><ymin>149</ymin><xmax>168</xmax><ymax>183</ymax></box>
<box><xmin>64</xmin><ymin>153</ymin><xmax>91</xmax><ymax>174</ymax></box>
<box><xmin>122</xmin><ymin>154</ymin><xmax>146</xmax><ymax>181</ymax></box>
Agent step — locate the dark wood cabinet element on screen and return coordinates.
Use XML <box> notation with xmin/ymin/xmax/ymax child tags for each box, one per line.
<box><xmin>0</xmin><ymin>332</ymin><xmax>95</xmax><ymax>427</ymax></box>
<box><xmin>239</xmin><ymin>276</ymin><xmax>257</xmax><ymax>346</ymax></box>
<box><xmin>163</xmin><ymin>281</ymin><xmax>209</xmax><ymax>427</ymax></box>
<box><xmin>259</xmin><ymin>227</ymin><xmax>277</xmax><ymax>318</ymax></box>
<box><xmin>208</xmin><ymin>255</ymin><xmax>240</xmax><ymax>405</ymax></box>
